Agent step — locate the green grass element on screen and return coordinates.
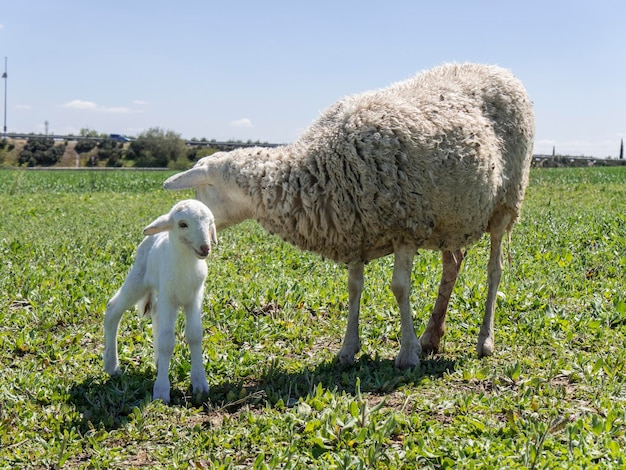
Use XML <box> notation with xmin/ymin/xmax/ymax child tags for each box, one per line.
<box><xmin>0</xmin><ymin>167</ymin><xmax>625</xmax><ymax>469</ymax></box>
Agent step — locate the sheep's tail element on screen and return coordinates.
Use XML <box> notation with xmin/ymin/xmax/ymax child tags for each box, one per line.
<box><xmin>137</xmin><ymin>291</ymin><xmax>156</xmax><ymax>318</ymax></box>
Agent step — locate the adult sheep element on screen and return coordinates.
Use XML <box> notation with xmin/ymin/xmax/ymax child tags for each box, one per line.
<box><xmin>164</xmin><ymin>63</ymin><xmax>534</xmax><ymax>369</ymax></box>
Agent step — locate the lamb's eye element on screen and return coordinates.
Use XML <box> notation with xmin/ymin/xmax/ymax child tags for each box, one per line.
<box><xmin>178</xmin><ymin>222</ymin><xmax>188</xmax><ymax>228</ymax></box>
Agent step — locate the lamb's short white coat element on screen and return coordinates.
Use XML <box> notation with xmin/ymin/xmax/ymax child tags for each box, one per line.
<box><xmin>164</xmin><ymin>63</ymin><xmax>535</xmax><ymax>369</ymax></box>
<box><xmin>103</xmin><ymin>199</ymin><xmax>217</xmax><ymax>403</ymax></box>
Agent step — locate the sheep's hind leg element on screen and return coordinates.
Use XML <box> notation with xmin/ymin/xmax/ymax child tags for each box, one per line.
<box><xmin>420</xmin><ymin>249</ymin><xmax>464</xmax><ymax>354</ymax></box>
<box><xmin>338</xmin><ymin>262</ymin><xmax>364</xmax><ymax>366</ymax></box>
<box><xmin>185</xmin><ymin>297</ymin><xmax>209</xmax><ymax>396</ymax></box>
<box><xmin>392</xmin><ymin>243</ymin><xmax>421</xmax><ymax>369</ymax></box>
<box><xmin>477</xmin><ymin>215</ymin><xmax>510</xmax><ymax>358</ymax></box>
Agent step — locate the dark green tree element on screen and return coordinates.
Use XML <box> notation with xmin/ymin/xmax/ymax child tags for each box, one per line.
<box><xmin>96</xmin><ymin>138</ymin><xmax>124</xmax><ymax>167</ymax></box>
<box><xmin>18</xmin><ymin>137</ymin><xmax>65</xmax><ymax>166</ymax></box>
<box><xmin>186</xmin><ymin>146</ymin><xmax>218</xmax><ymax>165</ymax></box>
<box><xmin>125</xmin><ymin>127</ymin><xmax>187</xmax><ymax>167</ymax></box>
<box><xmin>79</xmin><ymin>128</ymin><xmax>100</xmax><ymax>138</ymax></box>
<box><xmin>74</xmin><ymin>139</ymin><xmax>97</xmax><ymax>154</ymax></box>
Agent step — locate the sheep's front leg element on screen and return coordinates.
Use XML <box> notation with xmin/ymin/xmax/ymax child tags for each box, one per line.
<box><xmin>478</xmin><ymin>213</ymin><xmax>511</xmax><ymax>358</ymax></box>
<box><xmin>337</xmin><ymin>262</ymin><xmax>364</xmax><ymax>366</ymax></box>
<box><xmin>184</xmin><ymin>297</ymin><xmax>209</xmax><ymax>396</ymax></box>
<box><xmin>153</xmin><ymin>300</ymin><xmax>177</xmax><ymax>403</ymax></box>
<box><xmin>420</xmin><ymin>249</ymin><xmax>464</xmax><ymax>354</ymax></box>
<box><xmin>392</xmin><ymin>244</ymin><xmax>421</xmax><ymax>369</ymax></box>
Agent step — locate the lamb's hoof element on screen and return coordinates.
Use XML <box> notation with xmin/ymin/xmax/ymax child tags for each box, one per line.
<box><xmin>477</xmin><ymin>336</ymin><xmax>494</xmax><ymax>358</ymax></box>
<box><xmin>192</xmin><ymin>386</ymin><xmax>210</xmax><ymax>404</ymax></box>
<box><xmin>103</xmin><ymin>358</ymin><xmax>121</xmax><ymax>376</ymax></box>
<box><xmin>192</xmin><ymin>377</ymin><xmax>210</xmax><ymax>396</ymax></box>
<box><xmin>153</xmin><ymin>381</ymin><xmax>171</xmax><ymax>404</ymax></box>
<box><xmin>104</xmin><ymin>366</ymin><xmax>121</xmax><ymax>376</ymax></box>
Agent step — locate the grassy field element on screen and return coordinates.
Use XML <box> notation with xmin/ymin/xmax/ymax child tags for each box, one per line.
<box><xmin>0</xmin><ymin>167</ymin><xmax>625</xmax><ymax>469</ymax></box>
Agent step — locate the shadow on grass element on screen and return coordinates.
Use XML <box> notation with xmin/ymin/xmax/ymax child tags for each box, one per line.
<box><xmin>67</xmin><ymin>369</ymin><xmax>155</xmax><ymax>433</ymax></box>
<box><xmin>66</xmin><ymin>353</ymin><xmax>459</xmax><ymax>433</ymax></box>
<box><xmin>205</xmin><ymin>353</ymin><xmax>459</xmax><ymax>414</ymax></box>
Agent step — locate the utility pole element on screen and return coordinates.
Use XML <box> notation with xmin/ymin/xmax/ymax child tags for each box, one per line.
<box><xmin>620</xmin><ymin>138</ymin><xmax>624</xmax><ymax>160</ymax></box>
<box><xmin>2</xmin><ymin>57</ymin><xmax>7</xmax><ymax>136</ymax></box>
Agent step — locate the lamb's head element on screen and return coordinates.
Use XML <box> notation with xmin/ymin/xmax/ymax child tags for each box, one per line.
<box><xmin>163</xmin><ymin>154</ymin><xmax>253</xmax><ymax>232</ymax></box>
<box><xmin>143</xmin><ymin>199</ymin><xmax>218</xmax><ymax>259</ymax></box>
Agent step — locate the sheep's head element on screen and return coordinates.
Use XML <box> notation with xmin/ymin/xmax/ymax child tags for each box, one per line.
<box><xmin>143</xmin><ymin>199</ymin><xmax>218</xmax><ymax>259</ymax></box>
<box><xmin>163</xmin><ymin>153</ymin><xmax>252</xmax><ymax>231</ymax></box>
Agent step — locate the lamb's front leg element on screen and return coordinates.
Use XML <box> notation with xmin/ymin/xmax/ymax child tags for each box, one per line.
<box><xmin>392</xmin><ymin>243</ymin><xmax>421</xmax><ymax>369</ymax></box>
<box><xmin>337</xmin><ymin>262</ymin><xmax>364</xmax><ymax>366</ymax></box>
<box><xmin>153</xmin><ymin>300</ymin><xmax>177</xmax><ymax>403</ymax></box>
<box><xmin>420</xmin><ymin>249</ymin><xmax>464</xmax><ymax>354</ymax></box>
<box><xmin>184</xmin><ymin>297</ymin><xmax>209</xmax><ymax>396</ymax></box>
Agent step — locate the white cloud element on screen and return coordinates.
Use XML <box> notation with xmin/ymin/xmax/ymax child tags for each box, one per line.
<box><xmin>62</xmin><ymin>99</ymin><xmax>98</xmax><ymax>110</ymax></box>
<box><xmin>133</xmin><ymin>100</ymin><xmax>149</xmax><ymax>105</ymax></box>
<box><xmin>16</xmin><ymin>104</ymin><xmax>32</xmax><ymax>110</ymax></box>
<box><xmin>0</xmin><ymin>24</ymin><xmax>4</xmax><ymax>30</ymax></box>
<box><xmin>230</xmin><ymin>118</ymin><xmax>252</xmax><ymax>128</ymax></box>
<box><xmin>60</xmin><ymin>100</ymin><xmax>139</xmax><ymax>113</ymax></box>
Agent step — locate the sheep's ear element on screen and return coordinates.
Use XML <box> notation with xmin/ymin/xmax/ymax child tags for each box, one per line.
<box><xmin>143</xmin><ymin>213</ymin><xmax>173</xmax><ymax>235</ymax></box>
<box><xmin>163</xmin><ymin>164</ymin><xmax>213</xmax><ymax>190</ymax></box>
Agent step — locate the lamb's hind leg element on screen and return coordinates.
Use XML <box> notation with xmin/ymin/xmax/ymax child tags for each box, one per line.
<box><xmin>184</xmin><ymin>295</ymin><xmax>209</xmax><ymax>396</ymax></box>
<box><xmin>338</xmin><ymin>262</ymin><xmax>364</xmax><ymax>366</ymax></box>
<box><xmin>420</xmin><ymin>249</ymin><xmax>464</xmax><ymax>354</ymax></box>
<box><xmin>392</xmin><ymin>243</ymin><xmax>421</xmax><ymax>369</ymax></box>
<box><xmin>103</xmin><ymin>281</ymin><xmax>146</xmax><ymax>375</ymax></box>
<box><xmin>477</xmin><ymin>215</ymin><xmax>511</xmax><ymax>357</ymax></box>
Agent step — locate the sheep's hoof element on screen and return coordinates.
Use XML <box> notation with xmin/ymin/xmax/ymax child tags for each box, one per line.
<box><xmin>477</xmin><ymin>336</ymin><xmax>494</xmax><ymax>358</ymax></box>
<box><xmin>419</xmin><ymin>332</ymin><xmax>441</xmax><ymax>355</ymax></box>
<box><xmin>395</xmin><ymin>344</ymin><xmax>421</xmax><ymax>370</ymax></box>
<box><xmin>337</xmin><ymin>341</ymin><xmax>360</xmax><ymax>367</ymax></box>
<box><xmin>395</xmin><ymin>354</ymin><xmax>420</xmax><ymax>370</ymax></box>
<box><xmin>337</xmin><ymin>351</ymin><xmax>356</xmax><ymax>367</ymax></box>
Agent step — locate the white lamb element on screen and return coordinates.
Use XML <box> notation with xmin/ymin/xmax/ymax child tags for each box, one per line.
<box><xmin>164</xmin><ymin>63</ymin><xmax>534</xmax><ymax>369</ymax></box>
<box><xmin>103</xmin><ymin>199</ymin><xmax>218</xmax><ymax>403</ymax></box>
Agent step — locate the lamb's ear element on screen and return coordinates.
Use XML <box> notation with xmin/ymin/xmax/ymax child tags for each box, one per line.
<box><xmin>209</xmin><ymin>221</ymin><xmax>218</xmax><ymax>246</ymax></box>
<box><xmin>143</xmin><ymin>213</ymin><xmax>173</xmax><ymax>235</ymax></box>
<box><xmin>163</xmin><ymin>164</ymin><xmax>213</xmax><ymax>190</ymax></box>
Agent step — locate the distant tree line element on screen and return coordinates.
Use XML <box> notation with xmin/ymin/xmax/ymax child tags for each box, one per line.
<box><xmin>14</xmin><ymin>127</ymin><xmax>219</xmax><ymax>168</ymax></box>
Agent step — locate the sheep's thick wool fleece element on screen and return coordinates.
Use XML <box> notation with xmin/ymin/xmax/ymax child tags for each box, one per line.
<box><xmin>228</xmin><ymin>63</ymin><xmax>534</xmax><ymax>264</ymax></box>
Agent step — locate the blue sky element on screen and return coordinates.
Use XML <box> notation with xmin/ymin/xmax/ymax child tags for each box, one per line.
<box><xmin>2</xmin><ymin>1</ymin><xmax>625</xmax><ymax>157</ymax></box>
